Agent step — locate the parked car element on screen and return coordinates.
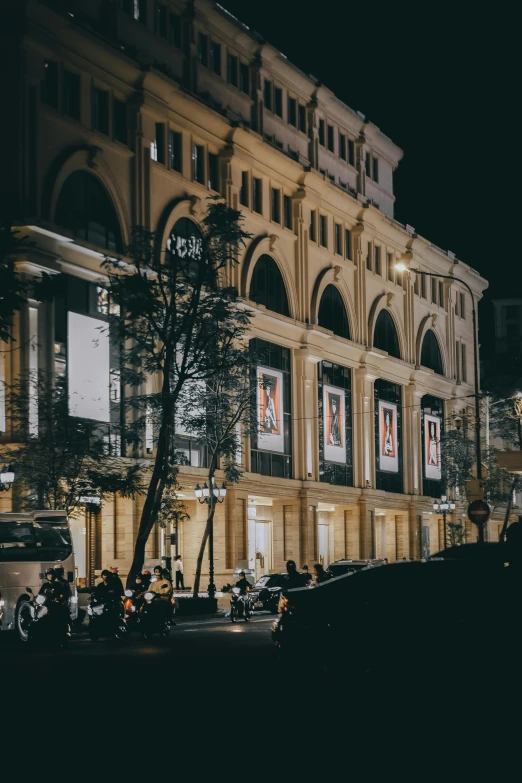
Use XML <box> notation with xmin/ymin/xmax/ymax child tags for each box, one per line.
<box><xmin>273</xmin><ymin>557</ymin><xmax>508</xmax><ymax>680</ymax></box>
<box><xmin>326</xmin><ymin>559</ymin><xmax>384</xmax><ymax>578</ymax></box>
<box><xmin>249</xmin><ymin>573</ymin><xmax>288</xmax><ymax>614</ymax></box>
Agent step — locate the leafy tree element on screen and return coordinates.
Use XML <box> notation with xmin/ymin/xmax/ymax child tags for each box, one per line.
<box><xmin>102</xmin><ymin>200</ymin><xmax>251</xmax><ymax>586</ymax></box>
<box><xmin>2</xmin><ymin>373</ymin><xmax>144</xmax><ymax>514</ymax></box>
<box><xmin>0</xmin><ymin>225</ymin><xmax>28</xmax><ymax>343</ymax></box>
<box><xmin>176</xmin><ymin>338</ymin><xmax>257</xmax><ymax>598</ymax></box>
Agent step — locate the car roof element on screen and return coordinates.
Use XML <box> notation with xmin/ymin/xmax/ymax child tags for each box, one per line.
<box><xmin>329</xmin><ymin>559</ymin><xmax>383</xmax><ymax>565</ymax></box>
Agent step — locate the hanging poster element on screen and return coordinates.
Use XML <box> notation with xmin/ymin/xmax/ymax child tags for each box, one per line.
<box><xmin>256</xmin><ymin>366</ymin><xmax>284</xmax><ymax>453</ymax></box>
<box><xmin>424</xmin><ymin>413</ymin><xmax>442</xmax><ymax>480</ymax></box>
<box><xmin>323</xmin><ymin>384</ymin><xmax>346</xmax><ymax>463</ymax></box>
<box><xmin>378</xmin><ymin>400</ymin><xmax>399</xmax><ymax>473</ymax></box>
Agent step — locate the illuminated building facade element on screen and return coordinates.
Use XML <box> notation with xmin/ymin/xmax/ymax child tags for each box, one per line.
<box><xmin>0</xmin><ymin>0</ymin><xmax>488</xmax><ymax>584</ymax></box>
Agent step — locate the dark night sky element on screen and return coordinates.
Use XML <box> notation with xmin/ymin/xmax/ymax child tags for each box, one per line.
<box><xmin>219</xmin><ymin>0</ymin><xmax>520</xmax><ymax>329</ymax></box>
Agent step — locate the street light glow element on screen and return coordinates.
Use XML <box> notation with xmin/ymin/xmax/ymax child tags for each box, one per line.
<box><xmin>395</xmin><ymin>262</ymin><xmax>408</xmax><ymax>272</ymax></box>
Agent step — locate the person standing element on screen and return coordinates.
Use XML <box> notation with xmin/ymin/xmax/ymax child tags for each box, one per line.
<box><xmin>174</xmin><ymin>555</ymin><xmax>185</xmax><ymax>590</ymax></box>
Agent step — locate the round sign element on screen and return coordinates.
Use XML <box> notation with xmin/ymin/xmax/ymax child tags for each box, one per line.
<box><xmin>467</xmin><ymin>499</ymin><xmax>491</xmax><ymax>526</ymax></box>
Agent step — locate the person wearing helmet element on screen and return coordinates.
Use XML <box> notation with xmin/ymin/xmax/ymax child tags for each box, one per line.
<box><xmin>148</xmin><ymin>566</ymin><xmax>173</xmax><ymax>599</ymax></box>
<box><xmin>235</xmin><ymin>571</ymin><xmax>251</xmax><ymax>595</ymax></box>
<box><xmin>94</xmin><ymin>569</ymin><xmax>121</xmax><ymax>603</ymax></box>
<box><xmin>54</xmin><ymin>564</ymin><xmax>72</xmax><ymax>635</ymax></box>
<box><xmin>109</xmin><ymin>567</ymin><xmax>125</xmax><ymax>598</ymax></box>
<box><xmin>38</xmin><ymin>568</ymin><xmax>65</xmax><ymax>603</ymax></box>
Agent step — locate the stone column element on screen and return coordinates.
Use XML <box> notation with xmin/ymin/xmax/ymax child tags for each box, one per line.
<box><xmin>394</xmin><ymin>514</ymin><xmax>407</xmax><ymax>560</ymax></box>
<box><xmin>353</xmin><ymin>367</ymin><xmax>376</xmax><ymax>489</ymax></box>
<box><xmin>352</xmin><ymin>222</ymin><xmax>366</xmax><ymax>347</ymax></box>
<box><xmin>249</xmin><ymin>56</ymin><xmax>263</xmax><ymax>135</ymax></box>
<box><xmin>299</xmin><ymin>492</ymin><xmax>319</xmax><ymax>566</ymax></box>
<box><xmin>358</xmin><ymin>496</ymin><xmax>375</xmax><ymax>559</ymax></box>
<box><xmin>307</xmin><ymin>98</ymin><xmax>318</xmax><ymax>169</ymax></box>
<box><xmin>332</xmin><ymin>507</ymin><xmax>346</xmax><ymax>562</ymax></box>
<box><xmin>345</xmin><ymin>508</ymin><xmax>360</xmax><ymax>559</ymax></box>
<box><xmin>295</xmin><ymin>347</ymin><xmax>321</xmax><ymax>481</ymax></box>
<box><xmin>408</xmin><ymin>501</ymin><xmax>422</xmax><ymax>560</ymax></box>
<box><xmin>403</xmin><ymin>383</ymin><xmax>423</xmax><ymax>496</ymax></box>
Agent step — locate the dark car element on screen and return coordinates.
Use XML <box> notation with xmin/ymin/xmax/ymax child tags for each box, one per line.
<box><xmin>273</xmin><ymin>557</ymin><xmax>509</xmax><ymax>681</ymax></box>
<box><xmin>326</xmin><ymin>559</ymin><xmax>385</xmax><ymax>578</ymax></box>
<box><xmin>249</xmin><ymin>573</ymin><xmax>288</xmax><ymax>614</ymax></box>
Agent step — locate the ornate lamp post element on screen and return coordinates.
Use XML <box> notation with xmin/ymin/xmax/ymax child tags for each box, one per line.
<box><xmin>0</xmin><ymin>465</ymin><xmax>15</xmax><ymax>492</ymax></box>
<box><xmin>195</xmin><ymin>479</ymin><xmax>227</xmax><ymax>600</ymax></box>
<box><xmin>433</xmin><ymin>495</ymin><xmax>456</xmax><ymax>550</ymax></box>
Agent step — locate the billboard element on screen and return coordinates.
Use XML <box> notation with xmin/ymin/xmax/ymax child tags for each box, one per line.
<box><xmin>68</xmin><ymin>311</ymin><xmax>110</xmax><ymax>422</ymax></box>
<box><xmin>256</xmin><ymin>366</ymin><xmax>284</xmax><ymax>453</ymax></box>
<box><xmin>378</xmin><ymin>400</ymin><xmax>399</xmax><ymax>473</ymax></box>
<box><xmin>424</xmin><ymin>413</ymin><xmax>442</xmax><ymax>480</ymax></box>
<box><xmin>323</xmin><ymin>384</ymin><xmax>346</xmax><ymax>463</ymax></box>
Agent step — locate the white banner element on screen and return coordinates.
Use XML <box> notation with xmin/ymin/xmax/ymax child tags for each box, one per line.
<box><xmin>68</xmin><ymin>311</ymin><xmax>110</xmax><ymax>422</ymax></box>
<box><xmin>378</xmin><ymin>400</ymin><xmax>399</xmax><ymax>473</ymax></box>
<box><xmin>256</xmin><ymin>366</ymin><xmax>284</xmax><ymax>453</ymax></box>
<box><xmin>424</xmin><ymin>413</ymin><xmax>442</xmax><ymax>479</ymax></box>
<box><xmin>323</xmin><ymin>384</ymin><xmax>346</xmax><ymax>464</ymax></box>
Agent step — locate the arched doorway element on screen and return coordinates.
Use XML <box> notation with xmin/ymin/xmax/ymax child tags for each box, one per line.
<box><xmin>318</xmin><ymin>284</ymin><xmax>350</xmax><ymax>339</ymax></box>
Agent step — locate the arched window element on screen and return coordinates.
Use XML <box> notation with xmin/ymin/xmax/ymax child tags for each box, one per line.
<box><xmin>373</xmin><ymin>310</ymin><xmax>401</xmax><ymax>359</ymax></box>
<box><xmin>249</xmin><ymin>254</ymin><xmax>290</xmax><ymax>316</ymax></box>
<box><xmin>421</xmin><ymin>329</ymin><xmax>443</xmax><ymax>375</ymax></box>
<box><xmin>55</xmin><ymin>171</ymin><xmax>122</xmax><ymax>252</ymax></box>
<box><xmin>318</xmin><ymin>284</ymin><xmax>350</xmax><ymax>339</ymax></box>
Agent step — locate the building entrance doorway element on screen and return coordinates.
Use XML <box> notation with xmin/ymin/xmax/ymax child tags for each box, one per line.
<box><xmin>248</xmin><ymin>519</ymin><xmax>272</xmax><ymax>581</ymax></box>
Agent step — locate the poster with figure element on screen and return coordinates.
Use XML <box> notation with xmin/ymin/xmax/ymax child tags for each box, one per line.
<box><xmin>424</xmin><ymin>414</ymin><xmax>442</xmax><ymax>480</ymax></box>
<box><xmin>323</xmin><ymin>384</ymin><xmax>346</xmax><ymax>463</ymax></box>
<box><xmin>378</xmin><ymin>400</ymin><xmax>399</xmax><ymax>473</ymax></box>
<box><xmin>256</xmin><ymin>366</ymin><xmax>284</xmax><ymax>453</ymax></box>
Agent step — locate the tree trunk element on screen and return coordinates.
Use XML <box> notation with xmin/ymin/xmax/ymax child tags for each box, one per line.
<box><xmin>192</xmin><ymin>506</ymin><xmax>214</xmax><ymax>598</ymax></box>
<box><xmin>126</xmin><ymin>408</ymin><xmax>172</xmax><ymax>588</ymax></box>
<box><xmin>499</xmin><ymin>477</ymin><xmax>518</xmax><ymax>542</ymax></box>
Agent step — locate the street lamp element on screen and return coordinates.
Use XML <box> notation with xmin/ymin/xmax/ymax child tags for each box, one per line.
<box><xmin>396</xmin><ymin>259</ymin><xmax>483</xmax><ymax>539</ymax></box>
<box><xmin>433</xmin><ymin>495</ymin><xmax>456</xmax><ymax>550</ymax></box>
<box><xmin>0</xmin><ymin>465</ymin><xmax>15</xmax><ymax>492</ymax></box>
<box><xmin>195</xmin><ymin>479</ymin><xmax>227</xmax><ymax>600</ymax></box>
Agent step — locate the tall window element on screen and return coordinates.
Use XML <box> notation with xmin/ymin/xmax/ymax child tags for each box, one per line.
<box><xmin>264</xmin><ymin>79</ymin><xmax>272</xmax><ymax>111</ymax></box>
<box><xmin>274</xmin><ymin>87</ymin><xmax>283</xmax><ymax>117</ymax></box>
<box><xmin>374</xmin><ymin>378</ymin><xmax>403</xmax><ymax>494</ymax></box>
<box><xmin>152</xmin><ymin>123</ymin><xmax>165</xmax><ymax>164</ymax></box>
<box><xmin>335</xmin><ymin>224</ymin><xmax>342</xmax><ymax>255</ymax></box>
<box><xmin>271</xmin><ymin>188</ymin><xmax>281</xmax><ymax>223</ymax></box>
<box><xmin>365</xmin><ymin>152</ymin><xmax>371</xmax><ymax>177</ymax></box>
<box><xmin>210</xmin><ymin>41</ymin><xmax>221</xmax><ymax>75</ymax></box>
<box><xmin>55</xmin><ymin>171</ymin><xmax>122</xmax><ymax>252</ymax></box>
<box><xmin>63</xmin><ymin>70</ymin><xmax>81</xmax><ymax>120</ymax></box>
<box><xmin>318</xmin><ymin>362</ymin><xmax>353</xmax><ymax>487</ymax></box>
<box><xmin>169</xmin><ymin>12</ymin><xmax>181</xmax><ymax>47</ymax></box>
<box><xmin>459</xmin><ymin>292</ymin><xmax>466</xmax><ymax>319</ymax></box>
<box><xmin>348</xmin><ymin>139</ymin><xmax>355</xmax><ymax>166</ymax></box>
<box><xmin>288</xmin><ymin>97</ymin><xmax>297</xmax><ymax>127</ymax></box>
<box><xmin>327</xmin><ymin>125</ymin><xmax>335</xmax><ymax>153</ymax></box>
<box><xmin>227</xmin><ymin>54</ymin><xmax>238</xmax><ymax>87</ymax></box>
<box><xmin>438</xmin><ymin>281</ymin><xmax>445</xmax><ymax>309</ymax></box>
<box><xmin>373</xmin><ymin>310</ymin><xmax>401</xmax><ymax>359</ymax></box>
<box><xmin>250</xmin><ymin>339</ymin><xmax>292</xmax><ymax>480</ymax></box>
<box><xmin>192</xmin><ymin>143</ymin><xmax>205</xmax><ymax>184</ymax></box>
<box><xmin>240</xmin><ymin>171</ymin><xmax>249</xmax><ymax>207</ymax></box>
<box><xmin>283</xmin><ymin>195</ymin><xmax>292</xmax><ymax>229</ymax></box>
<box><xmin>113</xmin><ymin>100</ymin><xmax>127</xmax><ymax>144</ymax></box>
<box><xmin>387</xmin><ymin>252</ymin><xmax>394</xmax><ymax>283</ymax></box>
<box><xmin>298</xmin><ymin>105</ymin><xmax>306</xmax><ymax>133</ymax></box>
<box><xmin>207</xmin><ymin>152</ymin><xmax>219</xmax><ymax>192</ymax></box>
<box><xmin>421</xmin><ymin>330</ymin><xmax>443</xmax><ymax>375</ymax></box>
<box><xmin>240</xmin><ymin>63</ymin><xmax>250</xmax><ymax>95</ymax></box>
<box><xmin>42</xmin><ymin>61</ymin><xmax>59</xmax><ymax>109</ymax></box>
<box><xmin>339</xmin><ymin>133</ymin><xmax>346</xmax><ymax>160</ymax></box>
<box><xmin>310</xmin><ymin>210</ymin><xmax>317</xmax><ymax>242</ymax></box>
<box><xmin>252</xmin><ymin>177</ymin><xmax>262</xmax><ymax>214</ymax></box>
<box><xmin>249</xmin><ymin>255</ymin><xmax>289</xmax><ymax>316</ymax></box>
<box><xmin>372</xmin><ymin>157</ymin><xmax>379</xmax><ymax>182</ymax></box>
<box><xmin>169</xmin><ymin>130</ymin><xmax>182</xmax><ymax>173</ymax></box>
<box><xmin>318</xmin><ymin>285</ymin><xmax>350</xmax><ymax>339</ymax></box>
<box><xmin>154</xmin><ymin>3</ymin><xmax>167</xmax><ymax>37</ymax></box>
<box><xmin>345</xmin><ymin>229</ymin><xmax>352</xmax><ymax>261</ymax></box>
<box><xmin>92</xmin><ymin>88</ymin><xmax>109</xmax><ymax>135</ymax></box>
<box><xmin>320</xmin><ymin>215</ymin><xmax>327</xmax><ymax>248</ymax></box>
<box><xmin>374</xmin><ymin>245</ymin><xmax>381</xmax><ymax>275</ymax></box>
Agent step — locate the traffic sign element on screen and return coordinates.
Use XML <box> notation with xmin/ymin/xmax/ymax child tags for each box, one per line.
<box><xmin>467</xmin><ymin>499</ymin><xmax>491</xmax><ymax>527</ymax></box>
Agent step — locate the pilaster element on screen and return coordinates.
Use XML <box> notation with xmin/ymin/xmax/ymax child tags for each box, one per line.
<box><xmin>358</xmin><ymin>496</ymin><xmax>375</xmax><ymax>559</ymax></box>
<box><xmin>403</xmin><ymin>383</ymin><xmax>423</xmax><ymax>496</ymax></box>
<box><xmin>353</xmin><ymin>366</ymin><xmax>376</xmax><ymax>489</ymax></box>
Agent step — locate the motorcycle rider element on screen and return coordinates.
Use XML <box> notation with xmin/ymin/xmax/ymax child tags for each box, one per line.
<box><xmin>234</xmin><ymin>571</ymin><xmax>252</xmax><ymax>617</ymax></box>
<box><xmin>94</xmin><ymin>569</ymin><xmax>122</xmax><ymax>603</ymax></box>
<box><xmin>284</xmin><ymin>560</ymin><xmax>307</xmax><ymax>591</ymax></box>
<box><xmin>109</xmin><ymin>566</ymin><xmax>125</xmax><ymax>598</ymax></box>
<box><xmin>54</xmin><ymin>564</ymin><xmax>72</xmax><ymax>635</ymax></box>
<box><xmin>38</xmin><ymin>568</ymin><xmax>68</xmax><ymax>629</ymax></box>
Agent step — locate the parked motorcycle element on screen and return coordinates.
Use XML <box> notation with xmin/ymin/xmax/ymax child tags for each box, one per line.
<box><xmin>25</xmin><ymin>587</ymin><xmax>68</xmax><ymax>649</ymax></box>
<box><xmin>138</xmin><ymin>592</ymin><xmax>171</xmax><ymax>640</ymax></box>
<box><xmin>230</xmin><ymin>587</ymin><xmax>252</xmax><ymax>622</ymax></box>
<box><xmin>88</xmin><ymin>594</ymin><xmax>128</xmax><ymax>641</ymax></box>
